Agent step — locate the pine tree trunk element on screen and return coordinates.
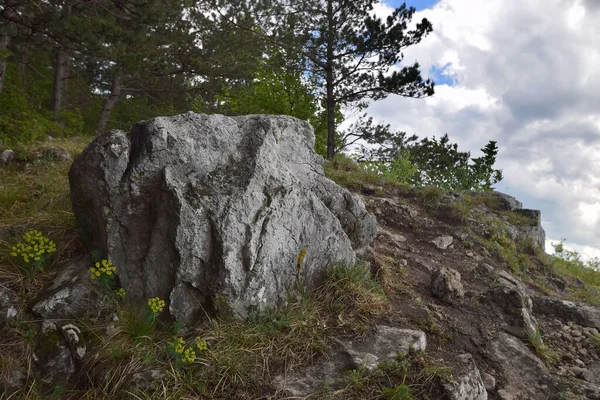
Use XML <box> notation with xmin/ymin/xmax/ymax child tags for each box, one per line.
<box><xmin>0</xmin><ymin>34</ymin><xmax>9</xmax><ymax>95</ymax></box>
<box><xmin>96</xmin><ymin>73</ymin><xmax>122</xmax><ymax>134</ymax></box>
<box><xmin>51</xmin><ymin>47</ymin><xmax>68</xmax><ymax>119</ymax></box>
<box><xmin>325</xmin><ymin>0</ymin><xmax>336</xmax><ymax>159</ymax></box>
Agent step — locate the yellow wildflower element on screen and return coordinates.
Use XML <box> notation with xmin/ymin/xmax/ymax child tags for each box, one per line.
<box><xmin>147</xmin><ymin>297</ymin><xmax>165</xmax><ymax>314</ymax></box>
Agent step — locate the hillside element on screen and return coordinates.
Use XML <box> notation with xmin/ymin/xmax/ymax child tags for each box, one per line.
<box><xmin>1</xmin><ymin>130</ymin><xmax>600</xmax><ymax>400</ymax></box>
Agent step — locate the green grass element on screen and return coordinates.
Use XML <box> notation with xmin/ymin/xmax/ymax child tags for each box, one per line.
<box><xmin>330</xmin><ymin>353</ymin><xmax>449</xmax><ymax>400</ymax></box>
<box><xmin>528</xmin><ymin>329</ymin><xmax>561</xmax><ymax>366</ymax></box>
<box><xmin>0</xmin><ymin>138</ymin><xmax>90</xmax><ymax>282</ymax></box>
<box><xmin>324</xmin><ymin>154</ymin><xmax>410</xmax><ymax>192</ymax></box>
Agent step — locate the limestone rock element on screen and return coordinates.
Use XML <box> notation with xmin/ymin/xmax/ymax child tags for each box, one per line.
<box><xmin>582</xmin><ymin>361</ymin><xmax>600</xmax><ymax>384</ymax></box>
<box><xmin>69</xmin><ymin>113</ymin><xmax>376</xmax><ymax>322</ymax></box>
<box><xmin>482</xmin><ymin>373</ymin><xmax>496</xmax><ymax>391</ymax></box>
<box><xmin>130</xmin><ymin>369</ymin><xmax>166</xmax><ymax>391</ymax></box>
<box><xmin>272</xmin><ymin>349</ymin><xmax>354</xmax><ymax>397</ymax></box>
<box><xmin>488</xmin><ymin>191</ymin><xmax>523</xmax><ymax>211</ymax></box>
<box><xmin>0</xmin><ymin>286</ymin><xmax>18</xmax><ymax>328</ymax></box>
<box><xmin>273</xmin><ymin>326</ymin><xmax>427</xmax><ymax>396</ymax></box>
<box><xmin>41</xmin><ymin>146</ymin><xmax>73</xmax><ymax>162</ymax></box>
<box><xmin>60</xmin><ymin>323</ymin><xmax>86</xmax><ymax>361</ymax></box>
<box><xmin>33</xmin><ymin>255</ymin><xmax>112</xmax><ymax>320</ymax></box>
<box><xmin>431</xmin><ymin>267</ymin><xmax>465</xmax><ymax>304</ymax></box>
<box><xmin>444</xmin><ymin>353</ymin><xmax>488</xmax><ymax>400</ymax></box>
<box><xmin>432</xmin><ymin>235</ymin><xmax>454</xmax><ymax>250</ymax></box>
<box><xmin>485</xmin><ymin>270</ymin><xmax>538</xmax><ymax>339</ymax></box>
<box><xmin>340</xmin><ymin>326</ymin><xmax>427</xmax><ymax>372</ymax></box>
<box><xmin>1</xmin><ymin>149</ymin><xmax>15</xmax><ymax>166</ymax></box>
<box><xmin>532</xmin><ymin>296</ymin><xmax>600</xmax><ymax>330</ymax></box>
<box><xmin>490</xmin><ymin>332</ymin><xmax>553</xmax><ymax>399</ymax></box>
<box><xmin>34</xmin><ymin>321</ymin><xmax>75</xmax><ymax>383</ymax></box>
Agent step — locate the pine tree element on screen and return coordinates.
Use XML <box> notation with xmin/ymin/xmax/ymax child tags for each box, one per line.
<box><xmin>248</xmin><ymin>0</ymin><xmax>435</xmax><ymax>158</ymax></box>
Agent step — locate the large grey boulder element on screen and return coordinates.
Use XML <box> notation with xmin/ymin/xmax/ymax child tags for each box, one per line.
<box><xmin>69</xmin><ymin>113</ymin><xmax>376</xmax><ymax>322</ymax></box>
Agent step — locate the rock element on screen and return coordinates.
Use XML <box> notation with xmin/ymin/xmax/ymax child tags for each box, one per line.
<box><xmin>42</xmin><ymin>146</ymin><xmax>73</xmax><ymax>162</ymax></box>
<box><xmin>69</xmin><ymin>113</ymin><xmax>376</xmax><ymax>322</ymax></box>
<box><xmin>432</xmin><ymin>235</ymin><xmax>454</xmax><ymax>250</ymax></box>
<box><xmin>490</xmin><ymin>332</ymin><xmax>553</xmax><ymax>399</ymax></box>
<box><xmin>548</xmin><ymin>277</ymin><xmax>567</xmax><ymax>291</ymax></box>
<box><xmin>443</xmin><ymin>353</ymin><xmax>488</xmax><ymax>400</ymax></box>
<box><xmin>488</xmin><ymin>191</ymin><xmax>523</xmax><ymax>211</ymax></box>
<box><xmin>3</xmin><ymin>369</ymin><xmax>26</xmax><ymax>391</ymax></box>
<box><xmin>34</xmin><ymin>321</ymin><xmax>75</xmax><ymax>383</ymax></box>
<box><xmin>273</xmin><ymin>349</ymin><xmax>354</xmax><ymax>396</ymax></box>
<box><xmin>532</xmin><ymin>296</ymin><xmax>600</xmax><ymax>330</ymax></box>
<box><xmin>378</xmin><ymin>228</ymin><xmax>407</xmax><ymax>244</ymax></box>
<box><xmin>485</xmin><ymin>271</ymin><xmax>538</xmax><ymax>339</ymax></box>
<box><xmin>512</xmin><ymin>209</ymin><xmax>545</xmax><ymax>251</ymax></box>
<box><xmin>130</xmin><ymin>369</ymin><xmax>166</xmax><ymax>390</ymax></box>
<box><xmin>582</xmin><ymin>361</ymin><xmax>600</xmax><ymax>384</ymax></box>
<box><xmin>274</xmin><ymin>326</ymin><xmax>427</xmax><ymax>396</ymax></box>
<box><xmin>482</xmin><ymin>373</ymin><xmax>496</xmax><ymax>391</ymax></box>
<box><xmin>60</xmin><ymin>323</ymin><xmax>86</xmax><ymax>361</ymax></box>
<box><xmin>496</xmin><ymin>386</ymin><xmax>521</xmax><ymax>400</ymax></box>
<box><xmin>477</xmin><ymin>263</ymin><xmax>494</xmax><ymax>275</ymax></box>
<box><xmin>340</xmin><ymin>326</ymin><xmax>427</xmax><ymax>372</ymax></box>
<box><xmin>1</xmin><ymin>149</ymin><xmax>15</xmax><ymax>166</ymax></box>
<box><xmin>32</xmin><ymin>255</ymin><xmax>112</xmax><ymax>320</ymax></box>
<box><xmin>431</xmin><ymin>267</ymin><xmax>465</xmax><ymax>304</ymax></box>
<box><xmin>0</xmin><ymin>286</ymin><xmax>19</xmax><ymax>328</ymax></box>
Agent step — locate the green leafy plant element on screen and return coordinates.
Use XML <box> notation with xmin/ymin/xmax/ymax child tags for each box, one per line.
<box><xmin>382</xmin><ymin>384</ymin><xmax>413</xmax><ymax>400</ymax></box>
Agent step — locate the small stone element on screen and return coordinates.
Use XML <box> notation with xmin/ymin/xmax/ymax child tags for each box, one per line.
<box><xmin>571</xmin><ymin>366</ymin><xmax>586</xmax><ymax>377</ymax></box>
<box><xmin>60</xmin><ymin>323</ymin><xmax>86</xmax><ymax>361</ymax></box>
<box><xmin>397</xmin><ymin>259</ymin><xmax>408</xmax><ymax>266</ymax></box>
<box><xmin>482</xmin><ymin>372</ymin><xmax>496</xmax><ymax>391</ymax></box>
<box><xmin>130</xmin><ymin>369</ymin><xmax>166</xmax><ymax>390</ymax></box>
<box><xmin>1</xmin><ymin>149</ymin><xmax>15</xmax><ymax>166</ymax></box>
<box><xmin>432</xmin><ymin>235</ymin><xmax>454</xmax><ymax>250</ymax></box>
<box><xmin>576</xmin><ymin>359</ymin><xmax>586</xmax><ymax>367</ymax></box>
<box><xmin>431</xmin><ymin>267</ymin><xmax>465</xmax><ymax>304</ymax></box>
<box><xmin>477</xmin><ymin>263</ymin><xmax>494</xmax><ymax>274</ymax></box>
<box><xmin>571</xmin><ymin>329</ymin><xmax>583</xmax><ymax>337</ymax></box>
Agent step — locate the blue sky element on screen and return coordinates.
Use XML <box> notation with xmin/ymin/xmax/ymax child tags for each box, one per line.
<box><xmin>386</xmin><ymin>0</ymin><xmax>439</xmax><ymax>11</ymax></box>
<box><xmin>382</xmin><ymin>1</ymin><xmax>453</xmax><ymax>86</ymax></box>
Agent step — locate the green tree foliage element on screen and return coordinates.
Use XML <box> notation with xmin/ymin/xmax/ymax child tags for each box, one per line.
<box><xmin>358</xmin><ymin>131</ymin><xmax>503</xmax><ymax>192</ymax></box>
<box><xmin>259</xmin><ymin>0</ymin><xmax>435</xmax><ymax>158</ymax></box>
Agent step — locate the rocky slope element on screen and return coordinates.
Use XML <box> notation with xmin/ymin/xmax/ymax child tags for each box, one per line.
<box><xmin>1</xmin><ymin>114</ymin><xmax>599</xmax><ymax>399</ymax></box>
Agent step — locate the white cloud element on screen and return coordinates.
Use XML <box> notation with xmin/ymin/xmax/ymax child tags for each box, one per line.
<box><xmin>370</xmin><ymin>0</ymin><xmax>600</xmax><ymax>258</ymax></box>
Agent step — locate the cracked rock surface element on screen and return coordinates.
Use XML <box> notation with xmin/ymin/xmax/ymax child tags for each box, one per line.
<box><xmin>69</xmin><ymin>113</ymin><xmax>376</xmax><ymax>323</ymax></box>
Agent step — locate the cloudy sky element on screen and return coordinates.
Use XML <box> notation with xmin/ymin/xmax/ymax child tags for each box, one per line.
<box><xmin>366</xmin><ymin>0</ymin><xmax>600</xmax><ymax>259</ymax></box>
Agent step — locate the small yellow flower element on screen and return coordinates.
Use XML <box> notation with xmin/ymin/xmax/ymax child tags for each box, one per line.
<box><xmin>147</xmin><ymin>297</ymin><xmax>165</xmax><ymax>314</ymax></box>
<box><xmin>195</xmin><ymin>337</ymin><xmax>207</xmax><ymax>351</ymax></box>
<box><xmin>180</xmin><ymin>347</ymin><xmax>196</xmax><ymax>365</ymax></box>
<box><xmin>114</xmin><ymin>288</ymin><xmax>126</xmax><ymax>299</ymax></box>
<box><xmin>297</xmin><ymin>248</ymin><xmax>307</xmax><ymax>270</ymax></box>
